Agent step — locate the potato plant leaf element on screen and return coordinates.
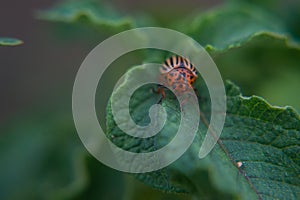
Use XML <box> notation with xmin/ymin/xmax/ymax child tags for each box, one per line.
<box><xmin>106</xmin><ymin>64</ymin><xmax>300</xmax><ymax>200</ymax></box>
<box><xmin>209</xmin><ymin>32</ymin><xmax>300</xmax><ymax>111</ymax></box>
<box><xmin>183</xmin><ymin>3</ymin><xmax>289</xmax><ymax>51</ymax></box>
<box><xmin>177</xmin><ymin>3</ymin><xmax>300</xmax><ymax>110</ymax></box>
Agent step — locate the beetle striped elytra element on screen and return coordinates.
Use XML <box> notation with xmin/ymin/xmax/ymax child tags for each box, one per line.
<box><xmin>157</xmin><ymin>55</ymin><xmax>198</xmax><ymax>99</ymax></box>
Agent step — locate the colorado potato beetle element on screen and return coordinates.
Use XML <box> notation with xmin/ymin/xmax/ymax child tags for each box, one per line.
<box><xmin>158</xmin><ymin>55</ymin><xmax>198</xmax><ymax>98</ymax></box>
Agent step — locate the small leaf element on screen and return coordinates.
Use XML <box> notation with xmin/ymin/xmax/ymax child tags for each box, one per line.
<box><xmin>106</xmin><ymin>65</ymin><xmax>300</xmax><ymax>200</ymax></box>
<box><xmin>0</xmin><ymin>37</ymin><xmax>23</xmax><ymax>46</ymax></box>
<box><xmin>36</xmin><ymin>0</ymin><xmax>134</xmax><ymax>32</ymax></box>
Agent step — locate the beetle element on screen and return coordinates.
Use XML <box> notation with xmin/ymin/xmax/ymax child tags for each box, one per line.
<box><xmin>157</xmin><ymin>55</ymin><xmax>198</xmax><ymax>99</ymax></box>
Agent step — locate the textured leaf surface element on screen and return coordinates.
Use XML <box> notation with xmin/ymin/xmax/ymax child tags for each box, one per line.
<box><xmin>37</xmin><ymin>0</ymin><xmax>134</xmax><ymax>32</ymax></box>
<box><xmin>0</xmin><ymin>37</ymin><xmax>23</xmax><ymax>46</ymax></box>
<box><xmin>106</xmin><ymin>65</ymin><xmax>300</xmax><ymax>200</ymax></box>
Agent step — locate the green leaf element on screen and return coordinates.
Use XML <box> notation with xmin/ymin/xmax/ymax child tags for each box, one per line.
<box><xmin>106</xmin><ymin>65</ymin><xmax>300</xmax><ymax>199</ymax></box>
<box><xmin>123</xmin><ymin>175</ymin><xmax>193</xmax><ymax>200</ymax></box>
<box><xmin>0</xmin><ymin>37</ymin><xmax>23</xmax><ymax>46</ymax></box>
<box><xmin>36</xmin><ymin>0</ymin><xmax>134</xmax><ymax>32</ymax></box>
<box><xmin>226</xmin><ymin>0</ymin><xmax>300</xmax><ymax>41</ymax></box>
<box><xmin>178</xmin><ymin>3</ymin><xmax>300</xmax><ymax>110</ymax></box>
<box><xmin>0</xmin><ymin>112</ymin><xmax>125</xmax><ymax>200</ymax></box>
<box><xmin>184</xmin><ymin>3</ymin><xmax>289</xmax><ymax>51</ymax></box>
<box><xmin>211</xmin><ymin>33</ymin><xmax>300</xmax><ymax>111</ymax></box>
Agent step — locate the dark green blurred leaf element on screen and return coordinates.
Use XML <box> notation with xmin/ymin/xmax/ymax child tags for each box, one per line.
<box><xmin>227</xmin><ymin>0</ymin><xmax>300</xmax><ymax>41</ymax></box>
<box><xmin>178</xmin><ymin>3</ymin><xmax>300</xmax><ymax>110</ymax></box>
<box><xmin>37</xmin><ymin>0</ymin><xmax>134</xmax><ymax>32</ymax></box>
<box><xmin>210</xmin><ymin>32</ymin><xmax>300</xmax><ymax>110</ymax></box>
<box><xmin>106</xmin><ymin>65</ymin><xmax>300</xmax><ymax>199</ymax></box>
<box><xmin>185</xmin><ymin>3</ymin><xmax>288</xmax><ymax>50</ymax></box>
<box><xmin>0</xmin><ymin>112</ymin><xmax>124</xmax><ymax>200</ymax></box>
<box><xmin>0</xmin><ymin>37</ymin><xmax>23</xmax><ymax>46</ymax></box>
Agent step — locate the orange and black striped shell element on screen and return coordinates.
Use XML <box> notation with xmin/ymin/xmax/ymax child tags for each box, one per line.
<box><xmin>160</xmin><ymin>55</ymin><xmax>198</xmax><ymax>93</ymax></box>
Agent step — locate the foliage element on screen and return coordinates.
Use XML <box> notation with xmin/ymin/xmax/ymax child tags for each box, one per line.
<box><xmin>1</xmin><ymin>0</ymin><xmax>299</xmax><ymax>199</ymax></box>
<box><xmin>106</xmin><ymin>66</ymin><xmax>300</xmax><ymax>199</ymax></box>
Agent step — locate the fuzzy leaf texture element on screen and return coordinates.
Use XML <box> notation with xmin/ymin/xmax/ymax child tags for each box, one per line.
<box><xmin>106</xmin><ymin>64</ymin><xmax>300</xmax><ymax>200</ymax></box>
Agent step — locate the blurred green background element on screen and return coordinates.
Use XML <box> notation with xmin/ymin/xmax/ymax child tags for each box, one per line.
<box><xmin>0</xmin><ymin>0</ymin><xmax>299</xmax><ymax>199</ymax></box>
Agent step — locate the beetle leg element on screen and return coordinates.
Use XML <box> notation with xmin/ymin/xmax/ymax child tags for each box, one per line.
<box><xmin>157</xmin><ymin>87</ymin><xmax>166</xmax><ymax>99</ymax></box>
<box><xmin>152</xmin><ymin>85</ymin><xmax>166</xmax><ymax>104</ymax></box>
